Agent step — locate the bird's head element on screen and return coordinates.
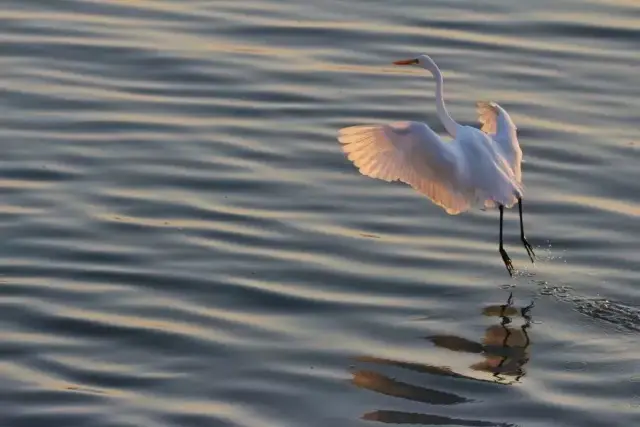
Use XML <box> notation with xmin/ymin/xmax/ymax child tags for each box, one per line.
<box><xmin>393</xmin><ymin>54</ymin><xmax>438</xmax><ymax>74</ymax></box>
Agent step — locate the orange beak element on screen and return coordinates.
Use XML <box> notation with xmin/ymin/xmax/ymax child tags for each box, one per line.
<box><xmin>393</xmin><ymin>58</ymin><xmax>419</xmax><ymax>66</ymax></box>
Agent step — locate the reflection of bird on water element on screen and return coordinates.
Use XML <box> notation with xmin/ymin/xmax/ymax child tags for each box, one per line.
<box><xmin>352</xmin><ymin>370</ymin><xmax>469</xmax><ymax>405</ymax></box>
<box><xmin>361</xmin><ymin>409</ymin><xmax>514</xmax><ymax>426</ymax></box>
<box><xmin>338</xmin><ymin>54</ymin><xmax>535</xmax><ymax>275</ymax></box>
<box><xmin>429</xmin><ymin>292</ymin><xmax>534</xmax><ymax>384</ymax></box>
<box><xmin>351</xmin><ymin>293</ymin><xmax>531</xmax><ymax>425</ymax></box>
<box><xmin>352</xmin><ymin>365</ymin><xmax>513</xmax><ymax>426</ymax></box>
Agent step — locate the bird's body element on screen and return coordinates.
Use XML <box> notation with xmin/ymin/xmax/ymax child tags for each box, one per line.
<box><xmin>339</xmin><ymin>114</ymin><xmax>521</xmax><ymax>215</ymax></box>
<box><xmin>337</xmin><ymin>54</ymin><xmax>535</xmax><ymax>275</ymax></box>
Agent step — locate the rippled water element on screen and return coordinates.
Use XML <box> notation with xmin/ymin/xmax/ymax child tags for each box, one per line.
<box><xmin>1</xmin><ymin>1</ymin><xmax>639</xmax><ymax>426</ymax></box>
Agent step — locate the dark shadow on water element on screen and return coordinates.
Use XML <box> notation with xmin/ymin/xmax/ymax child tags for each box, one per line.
<box><xmin>352</xmin><ymin>370</ymin><xmax>471</xmax><ymax>405</ymax></box>
<box><xmin>362</xmin><ymin>410</ymin><xmax>514</xmax><ymax>426</ymax></box>
<box><xmin>352</xmin><ymin>293</ymin><xmax>533</xmax><ymax>426</ymax></box>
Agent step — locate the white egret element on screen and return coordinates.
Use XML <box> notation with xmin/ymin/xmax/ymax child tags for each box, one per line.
<box><xmin>337</xmin><ymin>54</ymin><xmax>534</xmax><ymax>275</ymax></box>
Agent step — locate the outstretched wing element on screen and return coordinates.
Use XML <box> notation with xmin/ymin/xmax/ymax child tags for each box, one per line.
<box><xmin>477</xmin><ymin>101</ymin><xmax>517</xmax><ymax>137</ymax></box>
<box><xmin>338</xmin><ymin>121</ymin><xmax>471</xmax><ymax>214</ymax></box>
<box><xmin>476</xmin><ymin>101</ymin><xmax>522</xmax><ymax>182</ymax></box>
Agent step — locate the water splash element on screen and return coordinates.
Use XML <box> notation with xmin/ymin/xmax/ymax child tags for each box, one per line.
<box><xmin>528</xmin><ymin>243</ymin><xmax>640</xmax><ymax>333</ymax></box>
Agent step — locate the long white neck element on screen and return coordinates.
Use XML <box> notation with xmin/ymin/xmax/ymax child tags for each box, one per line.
<box><xmin>432</xmin><ymin>67</ymin><xmax>458</xmax><ymax>138</ymax></box>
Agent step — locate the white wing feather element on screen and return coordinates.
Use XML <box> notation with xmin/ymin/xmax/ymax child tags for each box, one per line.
<box><xmin>338</xmin><ymin>121</ymin><xmax>471</xmax><ymax>214</ymax></box>
<box><xmin>477</xmin><ymin>101</ymin><xmax>522</xmax><ymax>182</ymax></box>
<box><xmin>477</xmin><ymin>101</ymin><xmax>516</xmax><ymax>136</ymax></box>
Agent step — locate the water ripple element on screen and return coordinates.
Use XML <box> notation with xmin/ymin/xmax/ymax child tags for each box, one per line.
<box><xmin>1</xmin><ymin>0</ymin><xmax>639</xmax><ymax>426</ymax></box>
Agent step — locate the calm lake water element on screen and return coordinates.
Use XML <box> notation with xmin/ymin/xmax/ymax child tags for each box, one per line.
<box><xmin>1</xmin><ymin>1</ymin><xmax>639</xmax><ymax>426</ymax></box>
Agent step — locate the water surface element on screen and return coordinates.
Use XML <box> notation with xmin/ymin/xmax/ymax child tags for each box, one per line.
<box><xmin>1</xmin><ymin>1</ymin><xmax>639</xmax><ymax>426</ymax></box>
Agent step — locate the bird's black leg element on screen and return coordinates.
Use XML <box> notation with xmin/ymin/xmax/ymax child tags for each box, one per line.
<box><xmin>518</xmin><ymin>198</ymin><xmax>535</xmax><ymax>263</ymax></box>
<box><xmin>499</xmin><ymin>205</ymin><xmax>514</xmax><ymax>276</ymax></box>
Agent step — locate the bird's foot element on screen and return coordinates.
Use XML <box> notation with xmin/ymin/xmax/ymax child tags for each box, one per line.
<box><xmin>499</xmin><ymin>247</ymin><xmax>514</xmax><ymax>277</ymax></box>
<box><xmin>521</xmin><ymin>235</ymin><xmax>536</xmax><ymax>264</ymax></box>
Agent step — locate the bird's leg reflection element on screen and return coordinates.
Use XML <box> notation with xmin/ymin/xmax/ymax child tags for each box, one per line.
<box><xmin>417</xmin><ymin>294</ymin><xmax>536</xmax><ymax>384</ymax></box>
<box><xmin>513</xmin><ymin>311</ymin><xmax>533</xmax><ymax>383</ymax></box>
<box><xmin>473</xmin><ymin>293</ymin><xmax>535</xmax><ymax>383</ymax></box>
<box><xmin>505</xmin><ymin>292</ymin><xmax>514</xmax><ymax>310</ymax></box>
<box><xmin>521</xmin><ymin>299</ymin><xmax>535</xmax><ymax>319</ymax></box>
<box><xmin>490</xmin><ymin>293</ymin><xmax>533</xmax><ymax>382</ymax></box>
<box><xmin>518</xmin><ymin>197</ymin><xmax>536</xmax><ymax>263</ymax></box>
<box><xmin>499</xmin><ymin>205</ymin><xmax>514</xmax><ymax>276</ymax></box>
<box><xmin>498</xmin><ymin>292</ymin><xmax>514</xmax><ymax>325</ymax></box>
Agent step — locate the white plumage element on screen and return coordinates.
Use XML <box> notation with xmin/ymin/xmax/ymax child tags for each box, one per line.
<box><xmin>338</xmin><ymin>58</ymin><xmax>523</xmax><ymax>215</ymax></box>
<box><xmin>338</xmin><ymin>112</ymin><xmax>522</xmax><ymax>215</ymax></box>
<box><xmin>337</xmin><ymin>54</ymin><xmax>535</xmax><ymax>275</ymax></box>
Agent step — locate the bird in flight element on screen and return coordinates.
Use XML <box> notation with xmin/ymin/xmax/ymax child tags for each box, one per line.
<box><xmin>337</xmin><ymin>54</ymin><xmax>535</xmax><ymax>276</ymax></box>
